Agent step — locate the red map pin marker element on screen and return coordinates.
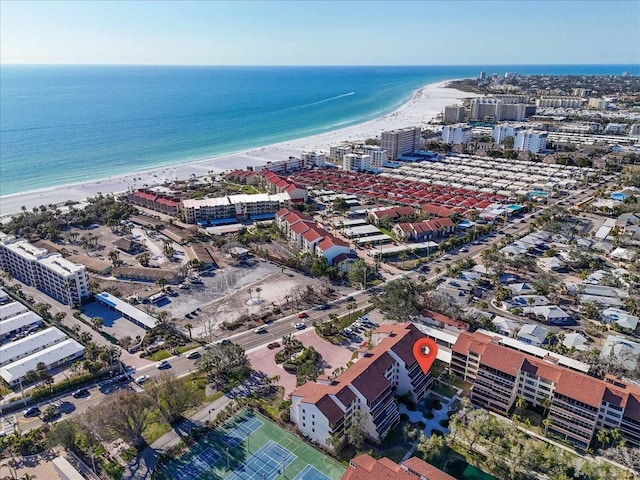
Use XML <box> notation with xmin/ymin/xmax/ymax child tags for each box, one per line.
<box><xmin>413</xmin><ymin>337</ymin><xmax>438</xmax><ymax>374</ymax></box>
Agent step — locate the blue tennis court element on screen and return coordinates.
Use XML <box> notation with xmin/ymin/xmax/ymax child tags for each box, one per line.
<box><xmin>221</xmin><ymin>416</ymin><xmax>263</xmax><ymax>449</ymax></box>
<box><xmin>174</xmin><ymin>447</ymin><xmax>220</xmax><ymax>480</ymax></box>
<box><xmin>226</xmin><ymin>440</ymin><xmax>296</xmax><ymax>480</ymax></box>
<box><xmin>293</xmin><ymin>465</ymin><xmax>332</xmax><ymax>480</ymax></box>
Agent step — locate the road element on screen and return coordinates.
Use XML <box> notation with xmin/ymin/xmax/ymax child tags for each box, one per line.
<box><xmin>2</xmin><ymin>292</ymin><xmax>372</xmax><ymax>435</ymax></box>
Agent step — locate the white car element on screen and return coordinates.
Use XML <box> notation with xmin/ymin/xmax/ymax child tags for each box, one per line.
<box><xmin>254</xmin><ymin>326</ymin><xmax>267</xmax><ymax>334</ymax></box>
<box><xmin>294</xmin><ymin>322</ymin><xmax>306</xmax><ymax>330</ymax></box>
<box><xmin>136</xmin><ymin>375</ymin><xmax>150</xmax><ymax>384</ymax></box>
<box><xmin>156</xmin><ymin>360</ymin><xmax>170</xmax><ymax>369</ymax></box>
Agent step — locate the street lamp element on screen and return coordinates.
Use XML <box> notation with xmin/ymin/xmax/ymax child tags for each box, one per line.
<box><xmin>226</xmin><ymin>447</ymin><xmax>230</xmax><ymax>469</ymax></box>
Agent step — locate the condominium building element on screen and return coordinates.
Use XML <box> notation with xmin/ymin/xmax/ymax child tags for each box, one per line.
<box><xmin>380</xmin><ymin>127</ymin><xmax>422</xmax><ymax>160</ymax></box>
<box><xmin>290</xmin><ymin>323</ymin><xmax>434</xmax><ymax>449</ymax></box>
<box><xmin>275</xmin><ymin>208</ymin><xmax>356</xmax><ymax>266</ymax></box>
<box><xmin>470</xmin><ymin>98</ymin><xmax>534</xmax><ymax>121</ymax></box>
<box><xmin>343</xmin><ymin>454</ymin><xmax>455</xmax><ymax>480</ymax></box>
<box><xmin>343</xmin><ymin>154</ymin><xmax>372</xmax><ymax>172</ymax></box>
<box><xmin>443</xmin><ymin>105</ymin><xmax>466</xmax><ymax>124</ymax></box>
<box><xmin>363</xmin><ymin>146</ymin><xmax>388</xmax><ymax>167</ymax></box>
<box><xmin>441</xmin><ymin>124</ymin><xmax>472</xmax><ymax>145</ymax></box>
<box><xmin>514</xmin><ymin>130</ymin><xmax>548</xmax><ymax>153</ymax></box>
<box><xmin>0</xmin><ymin>235</ymin><xmax>89</xmax><ymax>305</ymax></box>
<box><xmin>301</xmin><ymin>150</ymin><xmax>326</xmax><ymax>167</ymax></box>
<box><xmin>451</xmin><ymin>331</ymin><xmax>640</xmax><ymax>448</ymax></box>
<box><xmin>329</xmin><ymin>144</ymin><xmax>353</xmax><ymax>160</ymax></box>
<box><xmin>492</xmin><ymin>124</ymin><xmax>524</xmax><ymax>144</ymax></box>
<box><xmin>127</xmin><ymin>190</ymin><xmax>181</xmax><ymax>215</ymax></box>
<box><xmin>536</xmin><ymin>96</ymin><xmax>584</xmax><ymax>108</ymax></box>
<box><xmin>181</xmin><ymin>192</ymin><xmax>293</xmax><ymax>224</ymax></box>
<box><xmin>588</xmin><ymin>98</ymin><xmax>608</xmax><ymax>110</ymax></box>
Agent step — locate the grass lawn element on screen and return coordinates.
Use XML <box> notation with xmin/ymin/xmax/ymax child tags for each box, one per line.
<box><xmin>158</xmin><ymin>410</ymin><xmax>345</xmax><ymax>480</ymax></box>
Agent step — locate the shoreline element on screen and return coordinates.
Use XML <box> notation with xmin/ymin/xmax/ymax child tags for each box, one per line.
<box><xmin>0</xmin><ymin>78</ymin><xmax>476</xmax><ymax>217</ymax></box>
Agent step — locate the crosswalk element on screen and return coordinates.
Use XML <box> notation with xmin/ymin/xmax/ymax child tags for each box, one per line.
<box><xmin>1</xmin><ymin>414</ymin><xmax>17</xmax><ymax>436</ymax></box>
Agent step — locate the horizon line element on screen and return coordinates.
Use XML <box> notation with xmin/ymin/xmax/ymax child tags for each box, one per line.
<box><xmin>1</xmin><ymin>62</ymin><xmax>639</xmax><ymax>68</ymax></box>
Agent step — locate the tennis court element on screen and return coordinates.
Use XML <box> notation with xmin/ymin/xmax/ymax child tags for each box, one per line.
<box><xmin>227</xmin><ymin>440</ymin><xmax>296</xmax><ymax>480</ymax></box>
<box><xmin>158</xmin><ymin>410</ymin><xmax>345</xmax><ymax>480</ymax></box>
<box><xmin>292</xmin><ymin>465</ymin><xmax>332</xmax><ymax>480</ymax></box>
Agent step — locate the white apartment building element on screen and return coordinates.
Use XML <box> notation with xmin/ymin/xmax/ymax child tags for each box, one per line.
<box><xmin>0</xmin><ymin>311</ymin><xmax>43</xmax><ymax>341</ymax></box>
<box><xmin>301</xmin><ymin>150</ymin><xmax>326</xmax><ymax>167</ymax></box>
<box><xmin>0</xmin><ymin>235</ymin><xmax>89</xmax><ymax>305</ymax></box>
<box><xmin>181</xmin><ymin>192</ymin><xmax>293</xmax><ymax>223</ymax></box>
<box><xmin>492</xmin><ymin>124</ymin><xmax>524</xmax><ymax>144</ymax></box>
<box><xmin>536</xmin><ymin>96</ymin><xmax>583</xmax><ymax>108</ymax></box>
<box><xmin>380</xmin><ymin>127</ymin><xmax>421</xmax><ymax>160</ymax></box>
<box><xmin>588</xmin><ymin>98</ymin><xmax>608</xmax><ymax>110</ymax></box>
<box><xmin>441</xmin><ymin>124</ymin><xmax>472</xmax><ymax>145</ymax></box>
<box><xmin>443</xmin><ymin>105</ymin><xmax>466</xmax><ymax>124</ymax></box>
<box><xmin>471</xmin><ymin>98</ymin><xmax>533</xmax><ymax>121</ymax></box>
<box><xmin>514</xmin><ymin>130</ymin><xmax>548</xmax><ymax>153</ymax></box>
<box><xmin>363</xmin><ymin>146</ymin><xmax>388</xmax><ymax>167</ymax></box>
<box><xmin>343</xmin><ymin>154</ymin><xmax>372</xmax><ymax>172</ymax></box>
<box><xmin>329</xmin><ymin>144</ymin><xmax>352</xmax><ymax>160</ymax></box>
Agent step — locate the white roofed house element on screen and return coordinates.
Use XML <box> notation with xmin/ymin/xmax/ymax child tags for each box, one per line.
<box><xmin>537</xmin><ymin>256</ymin><xmax>565</xmax><ymax>272</ymax></box>
<box><xmin>492</xmin><ymin>316</ymin><xmax>520</xmax><ymax>337</ymax></box>
<box><xmin>601</xmin><ymin>308</ymin><xmax>639</xmax><ymax>332</ymax></box>
<box><xmin>517</xmin><ymin>324</ymin><xmax>551</xmax><ymax>346</ymax></box>
<box><xmin>600</xmin><ymin>335</ymin><xmax>640</xmax><ymax>372</ymax></box>
<box><xmin>561</xmin><ymin>332</ymin><xmax>589</xmax><ymax>352</ymax></box>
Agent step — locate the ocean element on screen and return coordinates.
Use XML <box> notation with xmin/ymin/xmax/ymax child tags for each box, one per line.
<box><xmin>1</xmin><ymin>64</ymin><xmax>638</xmax><ymax>196</ymax></box>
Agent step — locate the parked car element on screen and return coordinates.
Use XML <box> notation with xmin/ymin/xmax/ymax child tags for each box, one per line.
<box><xmin>136</xmin><ymin>375</ymin><xmax>150</xmax><ymax>384</ymax></box>
<box><xmin>267</xmin><ymin>342</ymin><xmax>281</xmax><ymax>350</ymax></box>
<box><xmin>72</xmin><ymin>387</ymin><xmax>90</xmax><ymax>398</ymax></box>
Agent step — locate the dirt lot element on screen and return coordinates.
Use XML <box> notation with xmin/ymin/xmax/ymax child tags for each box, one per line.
<box><xmin>159</xmin><ymin>259</ymin><xmax>341</xmax><ymax>339</ymax></box>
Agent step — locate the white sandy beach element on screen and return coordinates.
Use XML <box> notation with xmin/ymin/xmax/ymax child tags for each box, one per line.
<box><xmin>0</xmin><ymin>80</ymin><xmax>476</xmax><ymax>217</ymax></box>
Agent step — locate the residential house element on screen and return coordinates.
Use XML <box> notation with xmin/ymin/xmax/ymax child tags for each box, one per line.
<box><xmin>561</xmin><ymin>332</ymin><xmax>589</xmax><ymax>352</ymax></box>
<box><xmin>127</xmin><ymin>189</ymin><xmax>181</xmax><ymax>215</ymax></box>
<box><xmin>601</xmin><ymin>308</ymin><xmax>639</xmax><ymax>332</ymax></box>
<box><xmin>492</xmin><ymin>316</ymin><xmax>520</xmax><ymax>337</ymax></box>
<box><xmin>368</xmin><ymin>206</ymin><xmax>415</xmax><ymax>226</ymax></box>
<box><xmin>421</xmin><ymin>310</ymin><xmax>470</xmax><ymax>333</ymax></box>
<box><xmin>517</xmin><ymin>324</ymin><xmax>551</xmax><ymax>346</ymax></box>
<box><xmin>600</xmin><ymin>335</ymin><xmax>640</xmax><ymax>372</ymax></box>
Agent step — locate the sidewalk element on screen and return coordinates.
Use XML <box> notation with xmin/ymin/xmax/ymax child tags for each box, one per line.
<box><xmin>121</xmin><ymin>394</ymin><xmax>231</xmax><ymax>480</ymax></box>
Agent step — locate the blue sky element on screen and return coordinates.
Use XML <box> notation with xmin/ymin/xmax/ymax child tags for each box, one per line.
<box><xmin>1</xmin><ymin>0</ymin><xmax>638</xmax><ymax>65</ymax></box>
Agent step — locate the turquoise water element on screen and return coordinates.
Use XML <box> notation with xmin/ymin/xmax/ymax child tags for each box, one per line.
<box><xmin>1</xmin><ymin>64</ymin><xmax>637</xmax><ymax>196</ymax></box>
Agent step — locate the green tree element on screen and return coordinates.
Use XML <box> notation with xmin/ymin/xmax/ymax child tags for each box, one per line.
<box><xmin>416</xmin><ymin>433</ymin><xmax>446</xmax><ymax>464</ymax></box>
<box><xmin>345</xmin><ymin>411</ymin><xmax>366</xmax><ymax>449</ymax></box>
<box><xmin>145</xmin><ymin>373</ymin><xmax>196</xmax><ymax>424</ymax></box>
<box><xmin>136</xmin><ymin>252</ymin><xmax>150</xmax><ymax>267</ymax></box>
<box><xmin>197</xmin><ymin>342</ymin><xmax>251</xmax><ymax>390</ymax></box>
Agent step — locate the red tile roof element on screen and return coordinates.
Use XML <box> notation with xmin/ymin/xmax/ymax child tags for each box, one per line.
<box><xmin>402</xmin><ymin>457</ymin><xmax>456</xmax><ymax>480</ymax></box>
<box><xmin>342</xmin><ymin>455</ymin><xmax>455</xmax><ymax>480</ymax></box>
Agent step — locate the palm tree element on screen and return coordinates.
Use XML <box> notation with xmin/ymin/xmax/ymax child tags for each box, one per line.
<box><xmin>108</xmin><ymin>250</ymin><xmax>121</xmax><ymax>268</ymax></box>
<box><xmin>255</xmin><ymin>287</ymin><xmax>262</xmax><ymax>302</ymax></box>
<box><xmin>185</xmin><ymin>322</ymin><xmax>193</xmax><ymax>339</ymax></box>
<box><xmin>156</xmin><ymin>277</ymin><xmax>167</xmax><ymax>292</ymax></box>
<box><xmin>597</xmin><ymin>428</ymin><xmax>610</xmax><ymax>449</ymax></box>
<box><xmin>247</xmin><ymin>288</ymin><xmax>253</xmax><ymax>302</ymax></box>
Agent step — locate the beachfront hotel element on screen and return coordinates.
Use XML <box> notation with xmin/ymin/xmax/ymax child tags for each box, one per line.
<box><xmin>441</xmin><ymin>124</ymin><xmax>472</xmax><ymax>145</ymax></box>
<box><xmin>380</xmin><ymin>127</ymin><xmax>422</xmax><ymax>160</ymax></box>
<box><xmin>451</xmin><ymin>331</ymin><xmax>640</xmax><ymax>449</ymax></box>
<box><xmin>290</xmin><ymin>323</ymin><xmax>433</xmax><ymax>449</ymax></box>
<box><xmin>0</xmin><ymin>234</ymin><xmax>90</xmax><ymax>305</ymax></box>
